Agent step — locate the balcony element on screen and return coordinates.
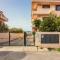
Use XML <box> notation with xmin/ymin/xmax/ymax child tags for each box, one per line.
<box><xmin>0</xmin><ymin>15</ymin><xmax>8</xmax><ymax>21</ymax></box>
<box><xmin>32</xmin><ymin>9</ymin><xmax>50</xmax><ymax>15</ymax></box>
<box><xmin>0</xmin><ymin>11</ymin><xmax>8</xmax><ymax>22</ymax></box>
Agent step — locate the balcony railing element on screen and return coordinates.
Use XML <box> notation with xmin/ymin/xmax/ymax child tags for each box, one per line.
<box><xmin>0</xmin><ymin>15</ymin><xmax>8</xmax><ymax>21</ymax></box>
<box><xmin>32</xmin><ymin>9</ymin><xmax>50</xmax><ymax>15</ymax></box>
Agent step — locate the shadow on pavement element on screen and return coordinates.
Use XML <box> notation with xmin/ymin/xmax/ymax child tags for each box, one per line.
<box><xmin>0</xmin><ymin>51</ymin><xmax>27</xmax><ymax>60</ymax></box>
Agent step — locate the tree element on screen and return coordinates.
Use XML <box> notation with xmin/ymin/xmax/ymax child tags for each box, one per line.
<box><xmin>41</xmin><ymin>13</ymin><xmax>57</xmax><ymax>32</ymax></box>
<box><xmin>32</xmin><ymin>19</ymin><xmax>41</xmax><ymax>31</ymax></box>
<box><xmin>9</xmin><ymin>28</ymin><xmax>24</xmax><ymax>33</ymax></box>
<box><xmin>33</xmin><ymin>13</ymin><xmax>60</xmax><ymax>32</ymax></box>
<box><xmin>56</xmin><ymin>17</ymin><xmax>60</xmax><ymax>31</ymax></box>
<box><xmin>0</xmin><ymin>23</ymin><xmax>8</xmax><ymax>32</ymax></box>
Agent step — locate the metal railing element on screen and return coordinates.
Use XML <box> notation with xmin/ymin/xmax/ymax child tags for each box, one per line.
<box><xmin>0</xmin><ymin>32</ymin><xmax>35</xmax><ymax>46</ymax></box>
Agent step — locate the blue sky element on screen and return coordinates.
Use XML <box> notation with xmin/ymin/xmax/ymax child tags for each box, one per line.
<box><xmin>0</xmin><ymin>0</ymin><xmax>32</xmax><ymax>31</ymax></box>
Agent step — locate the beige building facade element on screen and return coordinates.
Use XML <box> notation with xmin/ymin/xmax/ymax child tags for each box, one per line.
<box><xmin>32</xmin><ymin>0</ymin><xmax>60</xmax><ymax>31</ymax></box>
<box><xmin>0</xmin><ymin>11</ymin><xmax>8</xmax><ymax>25</ymax></box>
<box><xmin>32</xmin><ymin>0</ymin><xmax>60</xmax><ymax>19</ymax></box>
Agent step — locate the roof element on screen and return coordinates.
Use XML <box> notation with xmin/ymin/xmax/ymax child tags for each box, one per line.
<box><xmin>32</xmin><ymin>0</ymin><xmax>60</xmax><ymax>2</ymax></box>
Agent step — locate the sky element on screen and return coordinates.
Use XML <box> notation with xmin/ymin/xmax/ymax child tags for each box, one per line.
<box><xmin>0</xmin><ymin>0</ymin><xmax>32</xmax><ymax>31</ymax></box>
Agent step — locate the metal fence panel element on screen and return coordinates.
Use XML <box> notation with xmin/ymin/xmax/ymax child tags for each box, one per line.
<box><xmin>0</xmin><ymin>32</ymin><xmax>24</xmax><ymax>46</ymax></box>
<box><xmin>41</xmin><ymin>34</ymin><xmax>59</xmax><ymax>43</ymax></box>
<box><xmin>25</xmin><ymin>32</ymin><xmax>35</xmax><ymax>46</ymax></box>
<box><xmin>10</xmin><ymin>33</ymin><xmax>24</xmax><ymax>46</ymax></box>
<box><xmin>0</xmin><ymin>33</ymin><xmax>9</xmax><ymax>46</ymax></box>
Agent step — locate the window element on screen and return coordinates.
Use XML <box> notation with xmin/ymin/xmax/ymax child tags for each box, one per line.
<box><xmin>42</xmin><ymin>5</ymin><xmax>50</xmax><ymax>8</ymax></box>
<box><xmin>56</xmin><ymin>5</ymin><xmax>60</xmax><ymax>11</ymax></box>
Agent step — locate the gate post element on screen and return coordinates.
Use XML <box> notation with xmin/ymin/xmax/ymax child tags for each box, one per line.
<box><xmin>9</xmin><ymin>32</ymin><xmax>10</xmax><ymax>46</ymax></box>
<box><xmin>24</xmin><ymin>32</ymin><xmax>27</xmax><ymax>46</ymax></box>
<box><xmin>32</xmin><ymin>32</ymin><xmax>35</xmax><ymax>46</ymax></box>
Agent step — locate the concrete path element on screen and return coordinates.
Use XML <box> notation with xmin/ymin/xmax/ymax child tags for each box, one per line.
<box><xmin>0</xmin><ymin>47</ymin><xmax>60</xmax><ymax>60</ymax></box>
<box><xmin>22</xmin><ymin>51</ymin><xmax>60</xmax><ymax>60</ymax></box>
<box><xmin>0</xmin><ymin>51</ymin><xmax>60</xmax><ymax>60</ymax></box>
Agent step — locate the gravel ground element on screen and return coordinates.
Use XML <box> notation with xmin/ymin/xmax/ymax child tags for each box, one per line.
<box><xmin>0</xmin><ymin>51</ymin><xmax>60</xmax><ymax>60</ymax></box>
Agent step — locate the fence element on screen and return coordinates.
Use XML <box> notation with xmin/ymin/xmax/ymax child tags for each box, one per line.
<box><xmin>0</xmin><ymin>32</ymin><xmax>24</xmax><ymax>46</ymax></box>
<box><xmin>0</xmin><ymin>32</ymin><xmax>35</xmax><ymax>46</ymax></box>
<box><xmin>0</xmin><ymin>32</ymin><xmax>60</xmax><ymax>48</ymax></box>
<box><xmin>35</xmin><ymin>32</ymin><xmax>60</xmax><ymax>48</ymax></box>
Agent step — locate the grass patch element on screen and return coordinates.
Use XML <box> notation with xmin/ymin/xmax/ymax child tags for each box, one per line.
<box><xmin>56</xmin><ymin>48</ymin><xmax>60</xmax><ymax>52</ymax></box>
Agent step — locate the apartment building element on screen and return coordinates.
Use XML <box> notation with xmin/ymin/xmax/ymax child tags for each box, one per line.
<box><xmin>0</xmin><ymin>11</ymin><xmax>8</xmax><ymax>25</ymax></box>
<box><xmin>32</xmin><ymin>0</ymin><xmax>60</xmax><ymax>31</ymax></box>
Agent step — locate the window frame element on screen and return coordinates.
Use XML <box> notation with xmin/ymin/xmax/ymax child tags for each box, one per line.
<box><xmin>56</xmin><ymin>5</ymin><xmax>60</xmax><ymax>11</ymax></box>
<box><xmin>42</xmin><ymin>5</ymin><xmax>50</xmax><ymax>8</ymax></box>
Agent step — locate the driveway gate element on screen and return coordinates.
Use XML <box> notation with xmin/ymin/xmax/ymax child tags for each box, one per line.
<box><xmin>24</xmin><ymin>32</ymin><xmax>35</xmax><ymax>46</ymax></box>
<box><xmin>0</xmin><ymin>32</ymin><xmax>35</xmax><ymax>46</ymax></box>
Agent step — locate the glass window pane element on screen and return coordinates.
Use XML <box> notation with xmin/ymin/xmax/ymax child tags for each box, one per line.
<box><xmin>56</xmin><ymin>5</ymin><xmax>60</xmax><ymax>11</ymax></box>
<box><xmin>42</xmin><ymin>5</ymin><xmax>50</xmax><ymax>8</ymax></box>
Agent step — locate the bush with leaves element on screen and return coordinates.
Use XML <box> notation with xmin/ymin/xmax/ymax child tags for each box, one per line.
<box><xmin>32</xmin><ymin>19</ymin><xmax>41</xmax><ymax>31</ymax></box>
<box><xmin>33</xmin><ymin>13</ymin><xmax>60</xmax><ymax>32</ymax></box>
<box><xmin>41</xmin><ymin>14</ymin><xmax>57</xmax><ymax>32</ymax></box>
<box><xmin>9</xmin><ymin>28</ymin><xmax>24</xmax><ymax>33</ymax></box>
<box><xmin>0</xmin><ymin>23</ymin><xmax>8</xmax><ymax>32</ymax></box>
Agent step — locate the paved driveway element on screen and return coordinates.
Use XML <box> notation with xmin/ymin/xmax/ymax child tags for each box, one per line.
<box><xmin>0</xmin><ymin>51</ymin><xmax>60</xmax><ymax>60</ymax></box>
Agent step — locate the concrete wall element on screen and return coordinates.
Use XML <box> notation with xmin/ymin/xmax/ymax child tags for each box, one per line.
<box><xmin>35</xmin><ymin>32</ymin><xmax>60</xmax><ymax>48</ymax></box>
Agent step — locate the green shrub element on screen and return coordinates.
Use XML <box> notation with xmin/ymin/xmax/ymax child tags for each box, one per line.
<box><xmin>56</xmin><ymin>48</ymin><xmax>60</xmax><ymax>52</ymax></box>
<box><xmin>9</xmin><ymin>28</ymin><xmax>23</xmax><ymax>33</ymax></box>
<box><xmin>0</xmin><ymin>23</ymin><xmax>8</xmax><ymax>32</ymax></box>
